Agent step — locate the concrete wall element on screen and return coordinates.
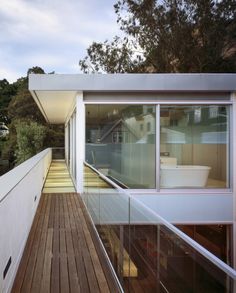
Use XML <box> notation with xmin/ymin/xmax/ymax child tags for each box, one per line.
<box><xmin>0</xmin><ymin>149</ymin><xmax>51</xmax><ymax>293</ymax></box>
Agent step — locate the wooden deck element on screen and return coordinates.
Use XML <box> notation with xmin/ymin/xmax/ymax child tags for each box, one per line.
<box><xmin>12</xmin><ymin>193</ymin><xmax>120</xmax><ymax>293</ymax></box>
<box><xmin>43</xmin><ymin>160</ymin><xmax>75</xmax><ymax>193</ymax></box>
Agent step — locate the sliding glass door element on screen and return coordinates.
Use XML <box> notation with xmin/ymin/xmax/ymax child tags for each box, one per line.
<box><xmin>85</xmin><ymin>105</ymin><xmax>156</xmax><ymax>189</ymax></box>
<box><xmin>160</xmin><ymin>105</ymin><xmax>230</xmax><ymax>189</ymax></box>
<box><xmin>85</xmin><ymin>103</ymin><xmax>230</xmax><ymax>190</ymax></box>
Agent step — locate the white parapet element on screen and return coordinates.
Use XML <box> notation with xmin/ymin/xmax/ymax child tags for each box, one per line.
<box><xmin>0</xmin><ymin>148</ymin><xmax>52</xmax><ymax>293</ymax></box>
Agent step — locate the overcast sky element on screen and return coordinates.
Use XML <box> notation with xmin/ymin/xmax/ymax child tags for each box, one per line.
<box><xmin>0</xmin><ymin>0</ymin><xmax>120</xmax><ymax>82</ymax></box>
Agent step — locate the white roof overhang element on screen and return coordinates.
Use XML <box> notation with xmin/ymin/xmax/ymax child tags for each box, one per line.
<box><xmin>30</xmin><ymin>90</ymin><xmax>77</xmax><ymax>124</ymax></box>
<box><xmin>29</xmin><ymin>73</ymin><xmax>236</xmax><ymax>124</ymax></box>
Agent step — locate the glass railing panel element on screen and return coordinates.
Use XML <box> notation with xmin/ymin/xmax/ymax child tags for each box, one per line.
<box><xmin>82</xmin><ymin>163</ymin><xmax>236</xmax><ymax>293</ymax></box>
<box><xmin>129</xmin><ymin>197</ymin><xmax>236</xmax><ymax>293</ymax></box>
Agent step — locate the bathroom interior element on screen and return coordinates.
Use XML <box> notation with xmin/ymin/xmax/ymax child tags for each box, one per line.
<box><xmin>85</xmin><ymin>104</ymin><xmax>229</xmax><ymax>189</ymax></box>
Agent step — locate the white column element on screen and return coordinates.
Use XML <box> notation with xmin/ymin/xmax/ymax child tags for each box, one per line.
<box><xmin>73</xmin><ymin>112</ymin><xmax>76</xmax><ymax>179</ymax></box>
<box><xmin>71</xmin><ymin>114</ymin><xmax>75</xmax><ymax>178</ymax></box>
<box><xmin>65</xmin><ymin>124</ymin><xmax>68</xmax><ymax>165</ymax></box>
<box><xmin>75</xmin><ymin>92</ymin><xmax>85</xmax><ymax>193</ymax></box>
<box><xmin>69</xmin><ymin>118</ymin><xmax>73</xmax><ymax>174</ymax></box>
<box><xmin>232</xmin><ymin>93</ymin><xmax>236</xmax><ymax>269</ymax></box>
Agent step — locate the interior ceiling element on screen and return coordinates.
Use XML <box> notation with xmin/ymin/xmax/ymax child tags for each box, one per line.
<box><xmin>35</xmin><ymin>91</ymin><xmax>76</xmax><ymax>124</ymax></box>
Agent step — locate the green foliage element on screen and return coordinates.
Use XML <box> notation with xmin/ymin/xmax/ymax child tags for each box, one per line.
<box><xmin>44</xmin><ymin>125</ymin><xmax>64</xmax><ymax>148</ymax></box>
<box><xmin>1</xmin><ymin>66</ymin><xmax>64</xmax><ymax>170</ymax></box>
<box><xmin>15</xmin><ymin>121</ymin><xmax>46</xmax><ymax>164</ymax></box>
<box><xmin>8</xmin><ymin>67</ymin><xmax>45</xmax><ymax>123</ymax></box>
<box><xmin>79</xmin><ymin>37</ymin><xmax>141</xmax><ymax>73</ymax></box>
<box><xmin>0</xmin><ymin>79</ymin><xmax>17</xmax><ymax>123</ymax></box>
<box><xmin>8</xmin><ymin>87</ymin><xmax>45</xmax><ymax>123</ymax></box>
<box><xmin>80</xmin><ymin>0</ymin><xmax>236</xmax><ymax>73</ymax></box>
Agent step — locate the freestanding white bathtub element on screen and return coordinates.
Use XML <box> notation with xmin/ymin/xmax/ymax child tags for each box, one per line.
<box><xmin>160</xmin><ymin>165</ymin><xmax>211</xmax><ymax>188</ymax></box>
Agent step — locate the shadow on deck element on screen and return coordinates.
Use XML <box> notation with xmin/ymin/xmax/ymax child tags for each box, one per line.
<box><xmin>12</xmin><ymin>193</ymin><xmax>120</xmax><ymax>293</ymax></box>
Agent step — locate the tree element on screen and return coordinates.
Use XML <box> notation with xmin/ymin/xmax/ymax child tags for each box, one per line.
<box><xmin>1</xmin><ymin>66</ymin><xmax>64</xmax><ymax>169</ymax></box>
<box><xmin>0</xmin><ymin>79</ymin><xmax>17</xmax><ymax>123</ymax></box>
<box><xmin>80</xmin><ymin>0</ymin><xmax>236</xmax><ymax>73</ymax></box>
<box><xmin>8</xmin><ymin>67</ymin><xmax>45</xmax><ymax>123</ymax></box>
<box><xmin>8</xmin><ymin>86</ymin><xmax>45</xmax><ymax>123</ymax></box>
<box><xmin>15</xmin><ymin>121</ymin><xmax>46</xmax><ymax>164</ymax></box>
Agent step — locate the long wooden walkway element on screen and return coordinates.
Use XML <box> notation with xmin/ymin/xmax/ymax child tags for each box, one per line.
<box><xmin>12</xmin><ymin>193</ymin><xmax>120</xmax><ymax>293</ymax></box>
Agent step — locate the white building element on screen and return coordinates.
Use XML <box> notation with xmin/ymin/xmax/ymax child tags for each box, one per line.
<box><xmin>1</xmin><ymin>74</ymin><xmax>236</xmax><ymax>292</ymax></box>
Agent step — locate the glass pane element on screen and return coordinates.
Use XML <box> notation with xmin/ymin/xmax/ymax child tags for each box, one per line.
<box><xmin>82</xmin><ymin>188</ymin><xmax>236</xmax><ymax>292</ymax></box>
<box><xmin>160</xmin><ymin>105</ymin><xmax>229</xmax><ymax>188</ymax></box>
<box><xmin>85</xmin><ymin>105</ymin><xmax>156</xmax><ymax>188</ymax></box>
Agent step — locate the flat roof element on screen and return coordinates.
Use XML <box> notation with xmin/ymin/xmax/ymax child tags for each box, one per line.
<box><xmin>29</xmin><ymin>73</ymin><xmax>236</xmax><ymax>92</ymax></box>
<box><xmin>29</xmin><ymin>73</ymin><xmax>236</xmax><ymax>123</ymax></box>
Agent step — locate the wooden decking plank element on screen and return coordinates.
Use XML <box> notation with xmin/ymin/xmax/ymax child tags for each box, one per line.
<box><xmin>63</xmin><ymin>194</ymin><xmax>70</xmax><ymax>230</ymax></box>
<box><xmin>71</xmin><ymin>230</ymin><xmax>90</xmax><ymax>293</ymax></box>
<box><xmin>31</xmin><ymin>195</ymin><xmax>52</xmax><ymax>293</ymax></box>
<box><xmin>70</xmin><ymin>193</ymin><xmax>100</xmax><ymax>293</ymax></box>
<box><xmin>59</xmin><ymin>229</ymin><xmax>70</xmax><ymax>293</ymax></box>
<box><xmin>18</xmin><ymin>195</ymin><xmax>48</xmax><ymax>293</ymax></box>
<box><xmin>51</xmin><ymin>194</ymin><xmax>60</xmax><ymax>292</ymax></box>
<box><xmin>51</xmin><ymin>227</ymin><xmax>60</xmax><ymax>293</ymax></box>
<box><xmin>64</xmin><ymin>193</ymin><xmax>80</xmax><ymax>293</ymax></box>
<box><xmin>59</xmin><ymin>195</ymin><xmax>65</xmax><ymax>229</ymax></box>
<box><xmin>40</xmin><ymin>228</ymin><xmax>53</xmax><ymax>293</ymax></box>
<box><xmin>66</xmin><ymin>231</ymin><xmax>80</xmax><ymax>293</ymax></box>
<box><xmin>69</xmin><ymin>195</ymin><xmax>90</xmax><ymax>293</ymax></box>
<box><xmin>54</xmin><ymin>194</ymin><xmax>60</xmax><ymax>229</ymax></box>
<box><xmin>74</xmin><ymin>194</ymin><xmax>110</xmax><ymax>293</ymax></box>
<box><xmin>11</xmin><ymin>195</ymin><xmax>45</xmax><ymax>292</ymax></box>
<box><xmin>48</xmin><ymin>193</ymin><xmax>55</xmax><ymax>228</ymax></box>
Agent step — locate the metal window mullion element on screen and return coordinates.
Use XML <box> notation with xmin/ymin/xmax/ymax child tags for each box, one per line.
<box><xmin>156</xmin><ymin>104</ymin><xmax>160</xmax><ymax>191</ymax></box>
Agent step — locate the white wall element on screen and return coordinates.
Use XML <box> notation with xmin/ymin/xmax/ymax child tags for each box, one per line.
<box><xmin>0</xmin><ymin>149</ymin><xmax>51</xmax><ymax>293</ymax></box>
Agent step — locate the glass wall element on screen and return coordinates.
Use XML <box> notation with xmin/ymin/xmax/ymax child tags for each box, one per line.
<box><xmin>85</xmin><ymin>105</ymin><xmax>156</xmax><ymax>188</ymax></box>
<box><xmin>85</xmin><ymin>104</ymin><xmax>230</xmax><ymax>190</ymax></box>
<box><xmin>160</xmin><ymin>105</ymin><xmax>229</xmax><ymax>188</ymax></box>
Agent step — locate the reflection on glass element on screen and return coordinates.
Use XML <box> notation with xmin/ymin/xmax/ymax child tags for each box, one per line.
<box><xmin>160</xmin><ymin>105</ymin><xmax>229</xmax><ymax>188</ymax></box>
<box><xmin>86</xmin><ymin>105</ymin><xmax>156</xmax><ymax>189</ymax></box>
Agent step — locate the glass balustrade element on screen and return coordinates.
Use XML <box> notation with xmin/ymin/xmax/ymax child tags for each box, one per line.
<box><xmin>83</xmin><ymin>163</ymin><xmax>236</xmax><ymax>292</ymax></box>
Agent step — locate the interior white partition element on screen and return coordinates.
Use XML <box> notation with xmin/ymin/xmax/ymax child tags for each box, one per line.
<box><xmin>0</xmin><ymin>149</ymin><xmax>52</xmax><ymax>293</ymax></box>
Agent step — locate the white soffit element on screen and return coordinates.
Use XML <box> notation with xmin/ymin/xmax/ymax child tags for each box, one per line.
<box><xmin>31</xmin><ymin>91</ymin><xmax>76</xmax><ymax>124</ymax></box>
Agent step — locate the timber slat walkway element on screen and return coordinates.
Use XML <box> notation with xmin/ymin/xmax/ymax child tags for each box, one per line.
<box><xmin>12</xmin><ymin>193</ymin><xmax>120</xmax><ymax>293</ymax></box>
